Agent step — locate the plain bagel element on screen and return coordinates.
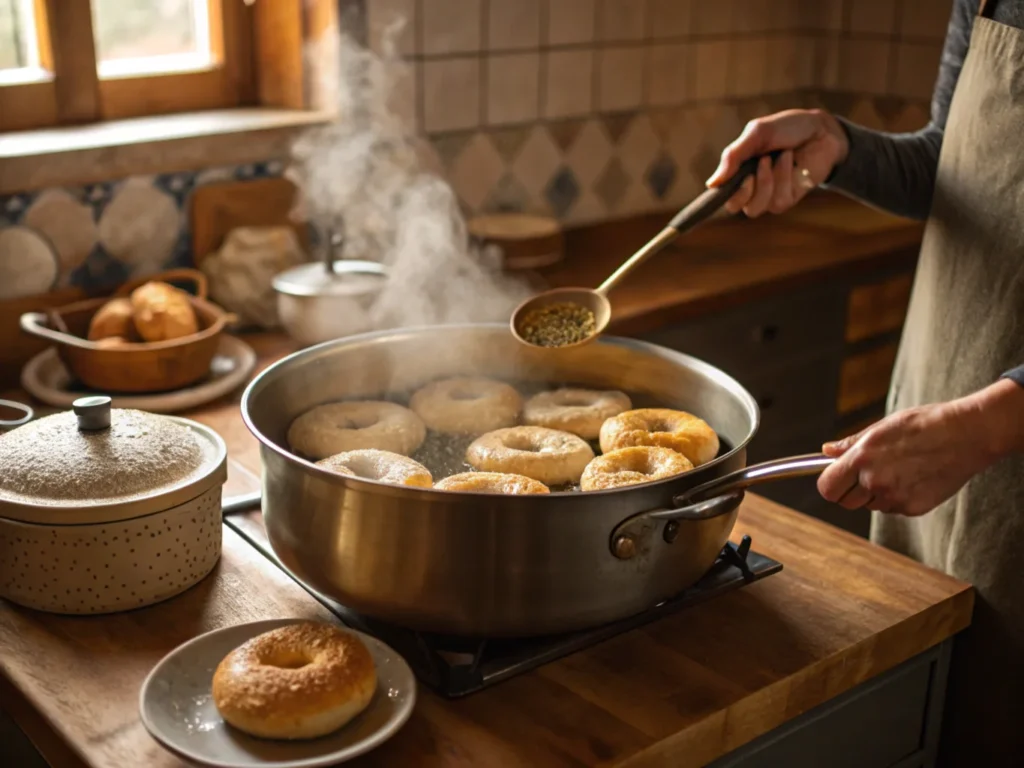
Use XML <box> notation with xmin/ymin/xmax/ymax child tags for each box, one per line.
<box><xmin>409</xmin><ymin>376</ymin><xmax>522</xmax><ymax>434</ymax></box>
<box><xmin>316</xmin><ymin>449</ymin><xmax>433</xmax><ymax>488</ymax></box>
<box><xmin>522</xmin><ymin>387</ymin><xmax>632</xmax><ymax>439</ymax></box>
<box><xmin>287</xmin><ymin>400</ymin><xmax>426</xmax><ymax>460</ymax></box>
<box><xmin>466</xmin><ymin>426</ymin><xmax>594</xmax><ymax>486</ymax></box>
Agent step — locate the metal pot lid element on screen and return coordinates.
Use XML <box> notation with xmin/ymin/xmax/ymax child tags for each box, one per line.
<box><xmin>272</xmin><ymin>260</ymin><xmax>388</xmax><ymax>298</ymax></box>
<box><xmin>0</xmin><ymin>396</ymin><xmax>227</xmax><ymax>525</ymax></box>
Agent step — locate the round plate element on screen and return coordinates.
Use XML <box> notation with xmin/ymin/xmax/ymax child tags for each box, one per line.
<box><xmin>20</xmin><ymin>334</ymin><xmax>257</xmax><ymax>413</ymax></box>
<box><xmin>139</xmin><ymin>619</ymin><xmax>417</xmax><ymax>768</ymax></box>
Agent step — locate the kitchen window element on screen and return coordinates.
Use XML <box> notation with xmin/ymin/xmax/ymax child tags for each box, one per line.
<box><xmin>0</xmin><ymin>0</ymin><xmax>316</xmax><ymax>133</ymax></box>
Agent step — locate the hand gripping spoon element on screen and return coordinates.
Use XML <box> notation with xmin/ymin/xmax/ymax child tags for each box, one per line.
<box><xmin>510</xmin><ymin>151</ymin><xmax>782</xmax><ymax>349</ymax></box>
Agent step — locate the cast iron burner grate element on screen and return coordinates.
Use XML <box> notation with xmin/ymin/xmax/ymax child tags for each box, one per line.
<box><xmin>310</xmin><ymin>535</ymin><xmax>781</xmax><ymax>698</ymax></box>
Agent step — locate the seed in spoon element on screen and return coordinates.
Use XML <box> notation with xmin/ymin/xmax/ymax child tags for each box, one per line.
<box><xmin>520</xmin><ymin>302</ymin><xmax>597</xmax><ymax>347</ymax></box>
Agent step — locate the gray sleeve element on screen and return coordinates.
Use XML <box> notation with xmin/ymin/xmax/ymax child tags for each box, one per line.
<box><xmin>820</xmin><ymin>0</ymin><xmax>975</xmax><ymax>221</ymax></box>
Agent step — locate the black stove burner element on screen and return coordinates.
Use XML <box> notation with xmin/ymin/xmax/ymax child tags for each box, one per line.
<box><xmin>311</xmin><ymin>535</ymin><xmax>782</xmax><ymax>698</ymax></box>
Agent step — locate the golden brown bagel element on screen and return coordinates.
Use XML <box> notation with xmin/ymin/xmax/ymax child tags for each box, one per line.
<box><xmin>212</xmin><ymin>621</ymin><xmax>377</xmax><ymax>740</ymax></box>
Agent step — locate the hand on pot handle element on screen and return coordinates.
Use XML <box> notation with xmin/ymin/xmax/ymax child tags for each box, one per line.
<box><xmin>817</xmin><ymin>381</ymin><xmax>1024</xmax><ymax>516</ymax></box>
<box><xmin>706</xmin><ymin>109</ymin><xmax>850</xmax><ymax>218</ymax></box>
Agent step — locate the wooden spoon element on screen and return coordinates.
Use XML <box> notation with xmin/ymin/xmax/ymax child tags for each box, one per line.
<box><xmin>510</xmin><ymin>151</ymin><xmax>781</xmax><ymax>349</ymax></box>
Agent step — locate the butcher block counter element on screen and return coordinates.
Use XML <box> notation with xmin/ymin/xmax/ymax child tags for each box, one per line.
<box><xmin>0</xmin><ymin>333</ymin><xmax>973</xmax><ymax>768</ymax></box>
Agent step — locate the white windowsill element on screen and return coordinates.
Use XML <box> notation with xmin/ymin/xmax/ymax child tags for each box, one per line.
<box><xmin>0</xmin><ymin>108</ymin><xmax>333</xmax><ymax>194</ymax></box>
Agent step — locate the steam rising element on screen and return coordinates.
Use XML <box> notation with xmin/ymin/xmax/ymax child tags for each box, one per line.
<box><xmin>286</xmin><ymin>16</ymin><xmax>533</xmax><ymax>332</ymax></box>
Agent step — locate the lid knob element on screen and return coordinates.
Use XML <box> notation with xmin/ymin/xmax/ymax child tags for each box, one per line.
<box><xmin>73</xmin><ymin>395</ymin><xmax>112</xmax><ymax>431</ymax></box>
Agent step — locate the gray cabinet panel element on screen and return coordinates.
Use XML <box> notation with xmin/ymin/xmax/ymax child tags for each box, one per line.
<box><xmin>709</xmin><ymin>646</ymin><xmax>944</xmax><ymax>768</ymax></box>
<box><xmin>641</xmin><ymin>283</ymin><xmax>847</xmax><ymax>382</ymax></box>
<box><xmin>742</xmin><ymin>352</ymin><xmax>840</xmax><ymax>443</ymax></box>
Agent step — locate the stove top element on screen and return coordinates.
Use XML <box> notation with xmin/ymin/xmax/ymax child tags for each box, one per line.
<box><xmin>232</xmin><ymin>523</ymin><xmax>782</xmax><ymax>698</ymax></box>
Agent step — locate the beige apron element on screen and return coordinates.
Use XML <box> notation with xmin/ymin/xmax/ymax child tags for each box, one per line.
<box><xmin>871</xmin><ymin>1</ymin><xmax>1024</xmax><ymax>764</ymax></box>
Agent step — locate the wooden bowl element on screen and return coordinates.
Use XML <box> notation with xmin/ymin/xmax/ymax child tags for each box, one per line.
<box><xmin>19</xmin><ymin>269</ymin><xmax>234</xmax><ymax>394</ymax></box>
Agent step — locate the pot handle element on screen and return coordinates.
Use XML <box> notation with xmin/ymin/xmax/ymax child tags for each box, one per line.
<box><xmin>0</xmin><ymin>399</ymin><xmax>33</xmax><ymax>429</ymax></box>
<box><xmin>663</xmin><ymin>453</ymin><xmax>835</xmax><ymax>522</ymax></box>
<box><xmin>609</xmin><ymin>453</ymin><xmax>834</xmax><ymax>560</ymax></box>
<box><xmin>20</xmin><ymin>311</ymin><xmax>94</xmax><ymax>349</ymax></box>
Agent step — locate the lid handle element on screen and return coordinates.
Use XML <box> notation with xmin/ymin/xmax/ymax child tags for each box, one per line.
<box><xmin>73</xmin><ymin>396</ymin><xmax>111</xmax><ymax>431</ymax></box>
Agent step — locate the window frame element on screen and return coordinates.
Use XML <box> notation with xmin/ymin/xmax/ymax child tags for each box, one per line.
<box><xmin>0</xmin><ymin>0</ymin><xmax>315</xmax><ymax>134</ymax></box>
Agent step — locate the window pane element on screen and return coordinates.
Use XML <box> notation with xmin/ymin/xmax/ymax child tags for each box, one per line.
<box><xmin>0</xmin><ymin>0</ymin><xmax>41</xmax><ymax>78</ymax></box>
<box><xmin>91</xmin><ymin>0</ymin><xmax>211</xmax><ymax>77</ymax></box>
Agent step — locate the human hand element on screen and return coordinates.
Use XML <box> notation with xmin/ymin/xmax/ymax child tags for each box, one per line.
<box><xmin>706</xmin><ymin>109</ymin><xmax>850</xmax><ymax>218</ymax></box>
<box><xmin>816</xmin><ymin>381</ymin><xmax>1024</xmax><ymax>516</ymax></box>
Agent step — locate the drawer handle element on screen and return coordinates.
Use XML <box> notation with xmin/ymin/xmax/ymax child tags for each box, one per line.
<box><xmin>755</xmin><ymin>324</ymin><xmax>779</xmax><ymax>343</ymax></box>
<box><xmin>757</xmin><ymin>395</ymin><xmax>775</xmax><ymax>410</ymax></box>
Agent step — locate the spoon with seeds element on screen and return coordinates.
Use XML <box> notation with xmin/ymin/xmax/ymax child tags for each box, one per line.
<box><xmin>511</xmin><ymin>151</ymin><xmax>783</xmax><ymax>349</ymax></box>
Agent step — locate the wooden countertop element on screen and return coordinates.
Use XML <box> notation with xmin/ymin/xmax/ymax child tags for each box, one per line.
<box><xmin>546</xmin><ymin>192</ymin><xmax>923</xmax><ymax>336</ymax></box>
<box><xmin>0</xmin><ymin>333</ymin><xmax>972</xmax><ymax>768</ymax></box>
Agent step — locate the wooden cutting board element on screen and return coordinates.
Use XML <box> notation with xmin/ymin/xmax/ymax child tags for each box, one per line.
<box><xmin>190</xmin><ymin>177</ymin><xmax>310</xmax><ymax>264</ymax></box>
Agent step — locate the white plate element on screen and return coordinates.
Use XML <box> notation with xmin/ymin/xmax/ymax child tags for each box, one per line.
<box><xmin>139</xmin><ymin>619</ymin><xmax>417</xmax><ymax>768</ymax></box>
<box><xmin>20</xmin><ymin>334</ymin><xmax>257</xmax><ymax>413</ymax></box>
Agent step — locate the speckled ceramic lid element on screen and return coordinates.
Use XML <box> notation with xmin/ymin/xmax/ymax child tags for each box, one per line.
<box><xmin>0</xmin><ymin>396</ymin><xmax>227</xmax><ymax>524</ymax></box>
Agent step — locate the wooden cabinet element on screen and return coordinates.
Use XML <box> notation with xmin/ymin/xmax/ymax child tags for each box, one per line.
<box><xmin>642</xmin><ymin>256</ymin><xmax>917</xmax><ymax>539</ymax></box>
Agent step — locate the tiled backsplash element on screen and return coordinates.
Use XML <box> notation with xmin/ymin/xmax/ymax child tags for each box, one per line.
<box><xmin>0</xmin><ymin>0</ymin><xmax>949</xmax><ymax>299</ymax></box>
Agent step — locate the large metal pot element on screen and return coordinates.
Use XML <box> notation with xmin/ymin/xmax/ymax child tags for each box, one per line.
<box><xmin>241</xmin><ymin>324</ymin><xmax>830</xmax><ymax>637</ymax></box>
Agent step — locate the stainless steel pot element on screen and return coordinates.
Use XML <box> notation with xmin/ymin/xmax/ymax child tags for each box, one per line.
<box><xmin>241</xmin><ymin>324</ymin><xmax>832</xmax><ymax>637</ymax></box>
<box><xmin>273</xmin><ymin>259</ymin><xmax>388</xmax><ymax>346</ymax></box>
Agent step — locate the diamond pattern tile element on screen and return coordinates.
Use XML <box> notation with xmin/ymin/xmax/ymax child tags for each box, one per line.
<box><xmin>489</xmin><ymin>126</ymin><xmax>533</xmax><ymax>163</ymax></box>
<box><xmin>68</xmin><ymin>244</ymin><xmax>131</xmax><ymax>293</ymax></box>
<box><xmin>667</xmin><ymin>108</ymin><xmax>704</xmax><ymax>181</ymax></box>
<box><xmin>621</xmin><ymin>179</ymin><xmax>658</xmax><ymax>216</ymax></box>
<box><xmin>817</xmin><ymin>91</ymin><xmax>858</xmax><ymax>118</ymax></box>
<box><xmin>847</xmin><ymin>98</ymin><xmax>886</xmax><ymax>131</ymax></box>
<box><xmin>646</xmin><ymin>153</ymin><xmax>678</xmax><ymax>200</ymax></box>
<box><xmin>594</xmin><ymin>158</ymin><xmax>629</xmax><ymax>211</ymax></box>
<box><xmin>486</xmin><ymin>174</ymin><xmax>530</xmax><ymax>212</ymax></box>
<box><xmin>450</xmin><ymin>133</ymin><xmax>506</xmax><ymax>212</ymax></box>
<box><xmin>888</xmin><ymin>102</ymin><xmax>930</xmax><ymax>132</ymax></box>
<box><xmin>618</xmin><ymin>114</ymin><xmax>660</xmax><ymax>180</ymax></box>
<box><xmin>511</xmin><ymin>126</ymin><xmax>563</xmax><ymax>198</ymax></box>
<box><xmin>735</xmin><ymin>98</ymin><xmax>775</xmax><ymax>125</ymax></box>
<box><xmin>648</xmin><ymin>108</ymin><xmax>677</xmax><ymax>143</ymax></box>
<box><xmin>668</xmin><ymin>167</ymin><xmax>705</xmax><ymax>207</ymax></box>
<box><xmin>566</xmin><ymin>189</ymin><xmax>607</xmax><ymax>225</ymax></box>
<box><xmin>874</xmin><ymin>95</ymin><xmax>908</xmax><ymax>124</ymax></box>
<box><xmin>547</xmin><ymin>118</ymin><xmax>586</xmax><ymax>152</ymax></box>
<box><xmin>566</xmin><ymin>119</ymin><xmax>613</xmax><ymax>188</ymax></box>
<box><xmin>545</xmin><ymin>167</ymin><xmax>581</xmax><ymax>217</ymax></box>
<box><xmin>689</xmin><ymin>144</ymin><xmax>720</xmax><ymax>187</ymax></box>
<box><xmin>431</xmin><ymin>131</ymin><xmax>475</xmax><ymax>169</ymax></box>
<box><xmin>602</xmin><ymin>111</ymin><xmax>636</xmax><ymax>144</ymax></box>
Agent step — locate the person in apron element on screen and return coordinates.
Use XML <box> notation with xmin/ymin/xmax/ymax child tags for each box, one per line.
<box><xmin>708</xmin><ymin>1</ymin><xmax>1024</xmax><ymax>764</ymax></box>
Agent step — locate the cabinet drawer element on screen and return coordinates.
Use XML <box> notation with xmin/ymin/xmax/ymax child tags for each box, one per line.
<box><xmin>642</xmin><ymin>284</ymin><xmax>846</xmax><ymax>380</ymax></box>
<box><xmin>846</xmin><ymin>273</ymin><xmax>913</xmax><ymax>343</ymax></box>
<box><xmin>709</xmin><ymin>646</ymin><xmax>937</xmax><ymax>768</ymax></box>
<box><xmin>743</xmin><ymin>353</ymin><xmax>839</xmax><ymax>441</ymax></box>
<box><xmin>837</xmin><ymin>343</ymin><xmax>898</xmax><ymax>415</ymax></box>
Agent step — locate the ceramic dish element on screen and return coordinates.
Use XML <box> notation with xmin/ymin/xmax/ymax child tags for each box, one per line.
<box><xmin>21</xmin><ymin>334</ymin><xmax>257</xmax><ymax>413</ymax></box>
<box><xmin>0</xmin><ymin>396</ymin><xmax>228</xmax><ymax>614</ymax></box>
<box><xmin>139</xmin><ymin>618</ymin><xmax>416</xmax><ymax>768</ymax></box>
